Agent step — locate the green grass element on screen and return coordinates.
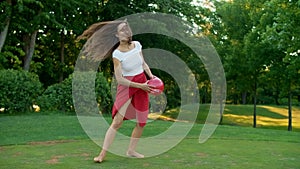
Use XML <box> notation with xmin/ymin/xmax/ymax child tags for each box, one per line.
<box><xmin>1</xmin><ymin>134</ymin><xmax>299</xmax><ymax>169</ymax></box>
<box><xmin>0</xmin><ymin>114</ymin><xmax>88</xmax><ymax>145</ymax></box>
<box><xmin>0</xmin><ymin>105</ymin><xmax>300</xmax><ymax>168</ymax></box>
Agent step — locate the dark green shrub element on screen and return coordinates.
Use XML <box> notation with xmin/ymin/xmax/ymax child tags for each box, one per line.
<box><xmin>37</xmin><ymin>72</ymin><xmax>112</xmax><ymax>114</ymax></box>
<box><xmin>36</xmin><ymin>77</ymin><xmax>73</xmax><ymax>112</ymax></box>
<box><xmin>0</xmin><ymin>69</ymin><xmax>43</xmax><ymax>113</ymax></box>
<box><xmin>95</xmin><ymin>72</ymin><xmax>113</xmax><ymax>114</ymax></box>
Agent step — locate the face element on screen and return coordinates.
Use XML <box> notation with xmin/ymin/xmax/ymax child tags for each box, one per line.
<box><xmin>116</xmin><ymin>22</ymin><xmax>132</xmax><ymax>42</ymax></box>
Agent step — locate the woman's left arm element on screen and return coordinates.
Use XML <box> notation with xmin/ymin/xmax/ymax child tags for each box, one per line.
<box><xmin>140</xmin><ymin>51</ymin><xmax>154</xmax><ymax>79</ymax></box>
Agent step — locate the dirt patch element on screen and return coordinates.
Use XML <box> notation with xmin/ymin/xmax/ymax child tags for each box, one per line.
<box><xmin>143</xmin><ymin>163</ymin><xmax>151</xmax><ymax>167</ymax></box>
<box><xmin>80</xmin><ymin>153</ymin><xmax>90</xmax><ymax>157</ymax></box>
<box><xmin>13</xmin><ymin>152</ymin><xmax>22</xmax><ymax>157</ymax></box>
<box><xmin>0</xmin><ymin>147</ymin><xmax>5</xmax><ymax>152</ymax></box>
<box><xmin>28</xmin><ymin>140</ymin><xmax>77</xmax><ymax>146</ymax></box>
<box><xmin>46</xmin><ymin>155</ymin><xmax>66</xmax><ymax>164</ymax></box>
<box><xmin>45</xmin><ymin>153</ymin><xmax>92</xmax><ymax>164</ymax></box>
<box><xmin>195</xmin><ymin>152</ymin><xmax>207</xmax><ymax>157</ymax></box>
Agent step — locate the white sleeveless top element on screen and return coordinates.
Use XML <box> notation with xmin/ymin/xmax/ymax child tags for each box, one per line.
<box><xmin>112</xmin><ymin>41</ymin><xmax>144</xmax><ymax>76</ymax></box>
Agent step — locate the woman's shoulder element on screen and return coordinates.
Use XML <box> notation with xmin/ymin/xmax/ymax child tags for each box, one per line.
<box><xmin>133</xmin><ymin>41</ymin><xmax>142</xmax><ymax>49</ymax></box>
<box><xmin>112</xmin><ymin>49</ymin><xmax>122</xmax><ymax>60</ymax></box>
<box><xmin>133</xmin><ymin>40</ymin><xmax>141</xmax><ymax>45</ymax></box>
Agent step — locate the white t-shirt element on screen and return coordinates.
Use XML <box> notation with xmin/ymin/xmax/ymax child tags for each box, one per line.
<box><xmin>112</xmin><ymin>41</ymin><xmax>144</xmax><ymax>76</ymax></box>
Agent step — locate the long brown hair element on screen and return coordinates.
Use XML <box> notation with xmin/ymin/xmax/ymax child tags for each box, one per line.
<box><xmin>77</xmin><ymin>20</ymin><xmax>130</xmax><ymax>62</ymax></box>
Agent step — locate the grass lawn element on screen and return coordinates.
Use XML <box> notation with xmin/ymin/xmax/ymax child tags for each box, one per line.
<box><xmin>0</xmin><ymin>105</ymin><xmax>300</xmax><ymax>169</ymax></box>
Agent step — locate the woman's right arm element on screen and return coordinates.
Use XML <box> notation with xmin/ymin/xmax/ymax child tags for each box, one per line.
<box><xmin>113</xmin><ymin>58</ymin><xmax>151</xmax><ymax>92</ymax></box>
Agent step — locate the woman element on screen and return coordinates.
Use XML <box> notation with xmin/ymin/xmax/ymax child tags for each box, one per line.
<box><xmin>78</xmin><ymin>20</ymin><xmax>154</xmax><ymax>163</ymax></box>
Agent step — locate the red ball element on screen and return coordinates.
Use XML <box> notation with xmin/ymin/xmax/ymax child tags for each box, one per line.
<box><xmin>147</xmin><ymin>76</ymin><xmax>164</xmax><ymax>95</ymax></box>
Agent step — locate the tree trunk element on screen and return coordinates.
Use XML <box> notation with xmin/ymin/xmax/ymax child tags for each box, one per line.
<box><xmin>0</xmin><ymin>0</ymin><xmax>12</xmax><ymax>52</ymax></box>
<box><xmin>59</xmin><ymin>32</ymin><xmax>65</xmax><ymax>83</ymax></box>
<box><xmin>242</xmin><ymin>92</ymin><xmax>247</xmax><ymax>104</ymax></box>
<box><xmin>219</xmin><ymin>84</ymin><xmax>225</xmax><ymax>124</ymax></box>
<box><xmin>0</xmin><ymin>19</ymin><xmax>10</xmax><ymax>52</ymax></box>
<box><xmin>23</xmin><ymin>30</ymin><xmax>38</xmax><ymax>71</ymax></box>
<box><xmin>253</xmin><ymin>80</ymin><xmax>257</xmax><ymax>128</ymax></box>
<box><xmin>288</xmin><ymin>90</ymin><xmax>292</xmax><ymax>131</ymax></box>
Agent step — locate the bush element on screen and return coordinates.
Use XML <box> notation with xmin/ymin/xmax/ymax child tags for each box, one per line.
<box><xmin>36</xmin><ymin>77</ymin><xmax>73</xmax><ymax>112</ymax></box>
<box><xmin>37</xmin><ymin>71</ymin><xmax>112</xmax><ymax>114</ymax></box>
<box><xmin>0</xmin><ymin>69</ymin><xmax>43</xmax><ymax>113</ymax></box>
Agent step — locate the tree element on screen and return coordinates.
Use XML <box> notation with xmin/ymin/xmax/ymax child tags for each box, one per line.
<box><xmin>207</xmin><ymin>0</ymin><xmax>300</xmax><ymax>129</ymax></box>
<box><xmin>243</xmin><ymin>0</ymin><xmax>275</xmax><ymax>127</ymax></box>
<box><xmin>0</xmin><ymin>0</ymin><xmax>12</xmax><ymax>52</ymax></box>
<box><xmin>260</xmin><ymin>0</ymin><xmax>300</xmax><ymax>131</ymax></box>
<box><xmin>33</xmin><ymin>0</ymin><xmax>101</xmax><ymax>83</ymax></box>
<box><xmin>209</xmin><ymin>0</ymin><xmax>254</xmax><ymax>105</ymax></box>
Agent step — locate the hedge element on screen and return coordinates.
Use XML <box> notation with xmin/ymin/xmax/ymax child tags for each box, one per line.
<box><xmin>0</xmin><ymin>69</ymin><xmax>43</xmax><ymax>113</ymax></box>
<box><xmin>37</xmin><ymin>71</ymin><xmax>112</xmax><ymax>114</ymax></box>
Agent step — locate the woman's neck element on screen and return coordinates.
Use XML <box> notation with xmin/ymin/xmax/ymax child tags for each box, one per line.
<box><xmin>118</xmin><ymin>41</ymin><xmax>134</xmax><ymax>52</ymax></box>
<box><xmin>119</xmin><ymin>41</ymin><xmax>131</xmax><ymax>48</ymax></box>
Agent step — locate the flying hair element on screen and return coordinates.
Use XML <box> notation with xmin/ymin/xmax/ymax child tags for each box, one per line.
<box><xmin>77</xmin><ymin>19</ymin><xmax>131</xmax><ymax>62</ymax></box>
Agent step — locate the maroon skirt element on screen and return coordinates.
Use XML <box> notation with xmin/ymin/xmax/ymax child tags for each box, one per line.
<box><xmin>112</xmin><ymin>72</ymin><xmax>149</xmax><ymax>127</ymax></box>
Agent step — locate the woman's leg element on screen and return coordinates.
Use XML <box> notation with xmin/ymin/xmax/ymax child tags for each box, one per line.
<box><xmin>94</xmin><ymin>98</ymin><xmax>132</xmax><ymax>162</ymax></box>
<box><xmin>127</xmin><ymin>123</ymin><xmax>145</xmax><ymax>158</ymax></box>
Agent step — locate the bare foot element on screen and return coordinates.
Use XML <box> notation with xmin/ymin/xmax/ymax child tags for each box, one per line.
<box><xmin>93</xmin><ymin>155</ymin><xmax>104</xmax><ymax>163</ymax></box>
<box><xmin>126</xmin><ymin>151</ymin><xmax>145</xmax><ymax>158</ymax></box>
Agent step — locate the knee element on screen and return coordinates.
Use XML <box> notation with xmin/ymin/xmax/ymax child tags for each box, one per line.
<box><xmin>111</xmin><ymin>121</ymin><xmax>122</xmax><ymax>130</ymax></box>
<box><xmin>136</xmin><ymin>123</ymin><xmax>145</xmax><ymax>129</ymax></box>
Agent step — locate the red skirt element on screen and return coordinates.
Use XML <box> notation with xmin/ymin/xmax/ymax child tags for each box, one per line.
<box><xmin>112</xmin><ymin>72</ymin><xmax>149</xmax><ymax>127</ymax></box>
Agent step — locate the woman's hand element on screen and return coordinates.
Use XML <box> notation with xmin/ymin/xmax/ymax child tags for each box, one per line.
<box><xmin>148</xmin><ymin>74</ymin><xmax>154</xmax><ymax>79</ymax></box>
<box><xmin>139</xmin><ymin>82</ymin><xmax>153</xmax><ymax>92</ymax></box>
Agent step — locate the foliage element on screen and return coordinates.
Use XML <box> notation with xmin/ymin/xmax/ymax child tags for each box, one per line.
<box><xmin>37</xmin><ymin>72</ymin><xmax>112</xmax><ymax>113</ymax></box>
<box><xmin>0</xmin><ymin>46</ymin><xmax>23</xmax><ymax>70</ymax></box>
<box><xmin>72</xmin><ymin>71</ymin><xmax>113</xmax><ymax>115</ymax></box>
<box><xmin>36</xmin><ymin>76</ymin><xmax>73</xmax><ymax>112</ymax></box>
<box><xmin>207</xmin><ymin>0</ymin><xmax>300</xmax><ymax>105</ymax></box>
<box><xmin>0</xmin><ymin>69</ymin><xmax>42</xmax><ymax>113</ymax></box>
